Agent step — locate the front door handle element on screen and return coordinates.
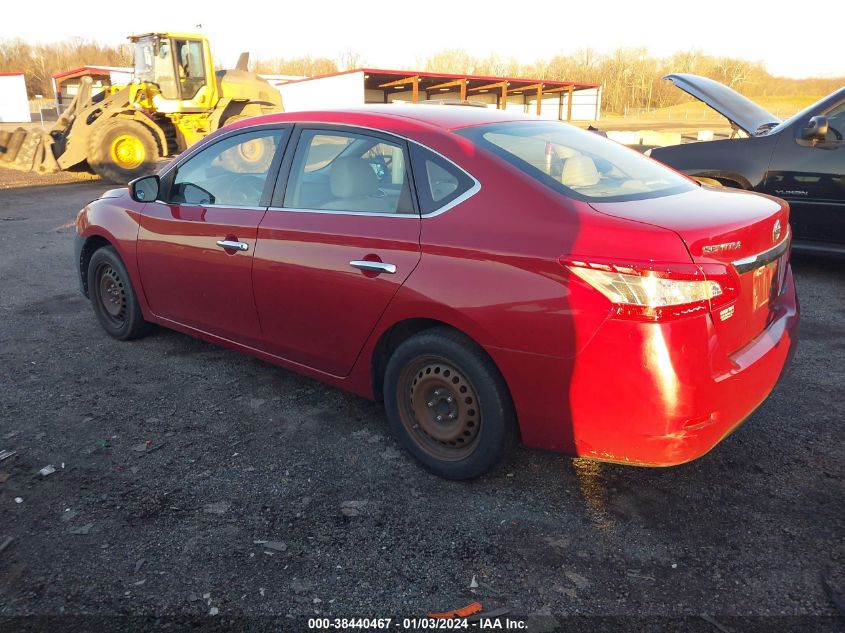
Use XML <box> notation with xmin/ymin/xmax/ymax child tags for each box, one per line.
<box><xmin>349</xmin><ymin>260</ymin><xmax>397</xmax><ymax>274</ymax></box>
<box><xmin>216</xmin><ymin>239</ymin><xmax>249</xmax><ymax>252</ymax></box>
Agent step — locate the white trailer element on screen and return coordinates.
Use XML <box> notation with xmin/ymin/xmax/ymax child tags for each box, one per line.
<box><xmin>0</xmin><ymin>73</ymin><xmax>31</xmax><ymax>123</ymax></box>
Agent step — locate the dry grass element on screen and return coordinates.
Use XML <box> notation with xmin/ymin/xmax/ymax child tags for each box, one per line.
<box><xmin>608</xmin><ymin>94</ymin><xmax>825</xmax><ymax>124</ymax></box>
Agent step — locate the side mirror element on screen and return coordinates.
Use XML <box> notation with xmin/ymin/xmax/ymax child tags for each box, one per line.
<box><xmin>801</xmin><ymin>115</ymin><xmax>829</xmax><ymax>141</ymax></box>
<box><xmin>129</xmin><ymin>175</ymin><xmax>160</xmax><ymax>202</ymax></box>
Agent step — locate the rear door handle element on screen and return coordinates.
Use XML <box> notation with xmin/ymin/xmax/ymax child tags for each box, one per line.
<box><xmin>216</xmin><ymin>240</ymin><xmax>249</xmax><ymax>252</ymax></box>
<box><xmin>349</xmin><ymin>260</ymin><xmax>397</xmax><ymax>274</ymax></box>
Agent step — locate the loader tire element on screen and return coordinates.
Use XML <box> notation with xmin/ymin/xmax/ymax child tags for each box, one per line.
<box><xmin>88</xmin><ymin>119</ymin><xmax>159</xmax><ymax>184</ymax></box>
<box><xmin>218</xmin><ymin>114</ymin><xmax>273</xmax><ymax>173</ymax></box>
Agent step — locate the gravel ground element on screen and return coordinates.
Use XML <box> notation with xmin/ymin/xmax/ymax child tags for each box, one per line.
<box><xmin>0</xmin><ymin>171</ymin><xmax>843</xmax><ymax>632</ymax></box>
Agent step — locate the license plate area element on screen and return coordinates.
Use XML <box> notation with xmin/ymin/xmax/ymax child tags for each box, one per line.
<box><xmin>752</xmin><ymin>260</ymin><xmax>778</xmax><ymax>310</ymax></box>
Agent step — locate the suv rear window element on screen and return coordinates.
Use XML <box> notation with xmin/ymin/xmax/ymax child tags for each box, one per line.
<box><xmin>457</xmin><ymin>121</ymin><xmax>695</xmax><ymax>202</ymax></box>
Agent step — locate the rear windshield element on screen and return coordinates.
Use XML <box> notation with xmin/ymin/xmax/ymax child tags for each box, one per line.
<box><xmin>457</xmin><ymin>121</ymin><xmax>695</xmax><ymax>202</ymax></box>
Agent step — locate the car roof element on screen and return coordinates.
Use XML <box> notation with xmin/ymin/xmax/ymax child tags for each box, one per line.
<box><xmin>247</xmin><ymin>104</ymin><xmax>543</xmax><ymax>132</ymax></box>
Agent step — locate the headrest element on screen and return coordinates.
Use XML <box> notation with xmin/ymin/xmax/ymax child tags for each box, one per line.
<box><xmin>329</xmin><ymin>157</ymin><xmax>379</xmax><ymax>198</ymax></box>
<box><xmin>561</xmin><ymin>155</ymin><xmax>600</xmax><ymax>188</ymax></box>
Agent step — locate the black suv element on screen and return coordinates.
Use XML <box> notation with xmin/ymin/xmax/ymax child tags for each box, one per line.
<box><xmin>649</xmin><ymin>74</ymin><xmax>845</xmax><ymax>255</ymax></box>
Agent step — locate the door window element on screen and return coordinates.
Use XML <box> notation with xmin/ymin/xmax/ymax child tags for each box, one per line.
<box><xmin>151</xmin><ymin>39</ymin><xmax>178</xmax><ymax>99</ymax></box>
<box><xmin>166</xmin><ymin>129</ymin><xmax>284</xmax><ymax>207</ymax></box>
<box><xmin>824</xmin><ymin>102</ymin><xmax>845</xmax><ymax>142</ymax></box>
<box><xmin>174</xmin><ymin>39</ymin><xmax>207</xmax><ymax>100</ymax></box>
<box><xmin>283</xmin><ymin>130</ymin><xmax>415</xmax><ymax>214</ymax></box>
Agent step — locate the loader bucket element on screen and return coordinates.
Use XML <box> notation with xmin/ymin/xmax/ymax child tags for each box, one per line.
<box><xmin>17</xmin><ymin>129</ymin><xmax>58</xmax><ymax>173</ymax></box>
<box><xmin>0</xmin><ymin>127</ymin><xmax>59</xmax><ymax>173</ymax></box>
<box><xmin>0</xmin><ymin>131</ymin><xmax>11</xmax><ymax>159</ymax></box>
<box><xmin>1</xmin><ymin>128</ymin><xmax>26</xmax><ymax>163</ymax></box>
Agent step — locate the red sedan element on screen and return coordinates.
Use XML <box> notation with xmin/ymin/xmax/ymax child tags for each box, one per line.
<box><xmin>74</xmin><ymin>105</ymin><xmax>799</xmax><ymax>479</ymax></box>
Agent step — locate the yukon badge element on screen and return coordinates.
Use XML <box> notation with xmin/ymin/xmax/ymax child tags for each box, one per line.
<box><xmin>773</xmin><ymin>219</ymin><xmax>782</xmax><ymax>243</ymax></box>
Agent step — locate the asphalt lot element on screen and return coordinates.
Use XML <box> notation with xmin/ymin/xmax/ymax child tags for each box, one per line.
<box><xmin>0</xmin><ymin>175</ymin><xmax>843</xmax><ymax>631</ymax></box>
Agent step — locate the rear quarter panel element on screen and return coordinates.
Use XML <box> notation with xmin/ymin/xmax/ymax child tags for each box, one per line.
<box><xmin>345</xmin><ymin>137</ymin><xmax>697</xmax><ymax>450</ymax></box>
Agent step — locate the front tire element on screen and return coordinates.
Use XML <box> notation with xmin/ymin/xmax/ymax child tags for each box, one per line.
<box><xmin>88</xmin><ymin>119</ymin><xmax>160</xmax><ymax>184</ymax></box>
<box><xmin>87</xmin><ymin>246</ymin><xmax>151</xmax><ymax>340</ymax></box>
<box><xmin>383</xmin><ymin>328</ymin><xmax>517</xmax><ymax>480</ymax></box>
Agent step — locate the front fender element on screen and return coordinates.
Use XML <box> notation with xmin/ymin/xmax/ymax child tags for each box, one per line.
<box><xmin>75</xmin><ymin>196</ymin><xmax>145</xmax><ymax>313</ymax></box>
<box><xmin>650</xmin><ymin>136</ymin><xmax>775</xmax><ymax>190</ymax></box>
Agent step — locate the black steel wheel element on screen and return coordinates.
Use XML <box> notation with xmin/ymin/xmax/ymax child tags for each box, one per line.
<box><xmin>384</xmin><ymin>327</ymin><xmax>517</xmax><ymax>480</ymax></box>
<box><xmin>397</xmin><ymin>355</ymin><xmax>482</xmax><ymax>462</ymax></box>
<box><xmin>87</xmin><ymin>246</ymin><xmax>151</xmax><ymax>340</ymax></box>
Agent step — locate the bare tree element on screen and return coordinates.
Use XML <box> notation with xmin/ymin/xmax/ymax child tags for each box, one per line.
<box><xmin>251</xmin><ymin>56</ymin><xmax>337</xmax><ymax>77</ymax></box>
<box><xmin>337</xmin><ymin>48</ymin><xmax>364</xmax><ymax>72</ymax></box>
<box><xmin>423</xmin><ymin>49</ymin><xmax>478</xmax><ymax>75</ymax></box>
<box><xmin>0</xmin><ymin>37</ymin><xmax>133</xmax><ymax>97</ymax></box>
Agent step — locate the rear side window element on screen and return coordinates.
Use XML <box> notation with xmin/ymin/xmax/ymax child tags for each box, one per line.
<box><xmin>283</xmin><ymin>129</ymin><xmax>415</xmax><ymax>215</ymax></box>
<box><xmin>410</xmin><ymin>146</ymin><xmax>476</xmax><ymax>214</ymax></box>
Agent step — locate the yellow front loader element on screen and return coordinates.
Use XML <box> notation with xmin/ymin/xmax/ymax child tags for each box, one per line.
<box><xmin>0</xmin><ymin>32</ymin><xmax>283</xmax><ymax>183</ymax></box>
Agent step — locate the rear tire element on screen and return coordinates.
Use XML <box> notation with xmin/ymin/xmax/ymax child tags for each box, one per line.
<box><xmin>87</xmin><ymin>246</ymin><xmax>152</xmax><ymax>341</ymax></box>
<box><xmin>88</xmin><ymin>119</ymin><xmax>159</xmax><ymax>184</ymax></box>
<box><xmin>219</xmin><ymin>114</ymin><xmax>274</xmax><ymax>173</ymax></box>
<box><xmin>383</xmin><ymin>328</ymin><xmax>518</xmax><ymax>480</ymax></box>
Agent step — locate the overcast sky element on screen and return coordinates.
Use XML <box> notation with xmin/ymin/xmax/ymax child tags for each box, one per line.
<box><xmin>2</xmin><ymin>0</ymin><xmax>842</xmax><ymax>79</ymax></box>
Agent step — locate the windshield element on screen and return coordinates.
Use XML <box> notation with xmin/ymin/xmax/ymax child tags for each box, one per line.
<box><xmin>133</xmin><ymin>38</ymin><xmax>157</xmax><ymax>83</ymax></box>
<box><xmin>132</xmin><ymin>36</ymin><xmax>178</xmax><ymax>99</ymax></box>
<box><xmin>457</xmin><ymin>121</ymin><xmax>695</xmax><ymax>202</ymax></box>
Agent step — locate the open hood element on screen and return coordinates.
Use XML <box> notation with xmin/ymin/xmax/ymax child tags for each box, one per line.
<box><xmin>663</xmin><ymin>73</ymin><xmax>781</xmax><ymax>136</ymax></box>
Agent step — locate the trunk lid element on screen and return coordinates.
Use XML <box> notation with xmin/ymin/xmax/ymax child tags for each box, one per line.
<box><xmin>589</xmin><ymin>186</ymin><xmax>791</xmax><ymax>353</ymax></box>
<box><xmin>664</xmin><ymin>73</ymin><xmax>781</xmax><ymax>136</ymax></box>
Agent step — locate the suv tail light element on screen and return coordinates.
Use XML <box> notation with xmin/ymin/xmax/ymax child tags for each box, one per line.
<box><xmin>562</xmin><ymin>258</ymin><xmax>739</xmax><ymax>322</ymax></box>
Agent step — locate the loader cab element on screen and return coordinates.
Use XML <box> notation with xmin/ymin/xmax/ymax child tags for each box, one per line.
<box><xmin>130</xmin><ymin>33</ymin><xmax>218</xmax><ymax>111</ymax></box>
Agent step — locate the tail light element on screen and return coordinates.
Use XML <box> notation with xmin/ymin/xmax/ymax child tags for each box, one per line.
<box><xmin>562</xmin><ymin>257</ymin><xmax>739</xmax><ymax>322</ymax></box>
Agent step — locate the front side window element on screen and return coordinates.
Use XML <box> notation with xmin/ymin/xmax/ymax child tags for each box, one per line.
<box><xmin>283</xmin><ymin>130</ymin><xmax>415</xmax><ymax>214</ymax></box>
<box><xmin>166</xmin><ymin>129</ymin><xmax>283</xmax><ymax>207</ymax></box>
<box><xmin>458</xmin><ymin>122</ymin><xmax>695</xmax><ymax>202</ymax></box>
<box><xmin>824</xmin><ymin>101</ymin><xmax>845</xmax><ymax>142</ymax></box>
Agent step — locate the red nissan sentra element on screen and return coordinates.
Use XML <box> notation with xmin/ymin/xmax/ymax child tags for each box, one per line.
<box><xmin>74</xmin><ymin>105</ymin><xmax>799</xmax><ymax>479</ymax></box>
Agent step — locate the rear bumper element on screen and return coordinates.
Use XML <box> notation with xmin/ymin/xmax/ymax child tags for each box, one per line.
<box><xmin>490</xmin><ymin>266</ymin><xmax>799</xmax><ymax>465</ymax></box>
<box><xmin>567</xmin><ymin>265</ymin><xmax>799</xmax><ymax>466</ymax></box>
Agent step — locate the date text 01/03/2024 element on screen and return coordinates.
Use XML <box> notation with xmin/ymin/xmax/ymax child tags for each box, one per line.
<box><xmin>306</xmin><ymin>617</ymin><xmax>528</xmax><ymax>630</ymax></box>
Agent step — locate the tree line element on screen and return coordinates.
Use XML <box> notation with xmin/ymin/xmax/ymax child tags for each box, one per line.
<box><xmin>420</xmin><ymin>47</ymin><xmax>844</xmax><ymax>113</ymax></box>
<box><xmin>2</xmin><ymin>38</ymin><xmax>842</xmax><ymax>114</ymax></box>
<box><xmin>0</xmin><ymin>38</ymin><xmax>132</xmax><ymax>98</ymax></box>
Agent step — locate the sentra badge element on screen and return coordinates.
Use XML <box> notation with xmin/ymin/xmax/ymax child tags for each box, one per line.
<box><xmin>702</xmin><ymin>241</ymin><xmax>742</xmax><ymax>255</ymax></box>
